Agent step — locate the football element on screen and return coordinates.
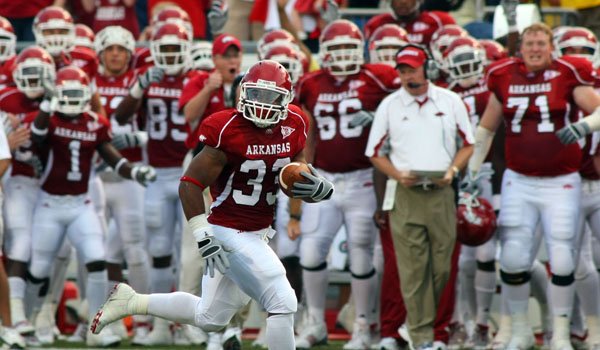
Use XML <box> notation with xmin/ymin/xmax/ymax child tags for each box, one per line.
<box><xmin>279</xmin><ymin>162</ymin><xmax>310</xmax><ymax>198</ymax></box>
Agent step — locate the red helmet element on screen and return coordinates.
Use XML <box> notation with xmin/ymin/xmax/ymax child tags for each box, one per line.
<box><xmin>264</xmin><ymin>45</ymin><xmax>304</xmax><ymax>84</ymax></box>
<box><xmin>237</xmin><ymin>60</ymin><xmax>293</xmax><ymax>128</ymax></box>
<box><xmin>319</xmin><ymin>19</ymin><xmax>364</xmax><ymax>76</ymax></box>
<box><xmin>444</xmin><ymin>36</ymin><xmax>485</xmax><ymax>87</ymax></box>
<box><xmin>368</xmin><ymin>24</ymin><xmax>408</xmax><ymax>67</ymax></box>
<box><xmin>430</xmin><ymin>25</ymin><xmax>468</xmax><ymax>66</ymax></box>
<box><xmin>479</xmin><ymin>39</ymin><xmax>508</xmax><ymax>66</ymax></box>
<box><xmin>150</xmin><ymin>22</ymin><xmax>191</xmax><ymax>75</ymax></box>
<box><xmin>257</xmin><ymin>29</ymin><xmax>299</xmax><ymax>59</ymax></box>
<box><xmin>456</xmin><ymin>192</ymin><xmax>497</xmax><ymax>246</ymax></box>
<box><xmin>55</xmin><ymin>66</ymin><xmax>91</xmax><ymax>116</ymax></box>
<box><xmin>152</xmin><ymin>6</ymin><xmax>193</xmax><ymax>39</ymax></box>
<box><xmin>74</xmin><ymin>24</ymin><xmax>95</xmax><ymax>50</ymax></box>
<box><xmin>0</xmin><ymin>16</ymin><xmax>15</xmax><ymax>61</ymax></box>
<box><xmin>552</xmin><ymin>26</ymin><xmax>572</xmax><ymax>44</ymax></box>
<box><xmin>556</xmin><ymin>27</ymin><xmax>600</xmax><ymax>65</ymax></box>
<box><xmin>33</xmin><ymin>6</ymin><xmax>75</xmax><ymax>56</ymax></box>
<box><xmin>13</xmin><ymin>46</ymin><xmax>55</xmax><ymax>99</ymax></box>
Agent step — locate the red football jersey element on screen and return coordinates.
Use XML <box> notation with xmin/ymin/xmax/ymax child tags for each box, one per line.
<box><xmin>0</xmin><ymin>0</ymin><xmax>51</xmax><ymax>18</ymax></box>
<box><xmin>296</xmin><ymin>63</ymin><xmax>400</xmax><ymax>173</ymax></box>
<box><xmin>0</xmin><ymin>56</ymin><xmax>15</xmax><ymax>90</ymax></box>
<box><xmin>95</xmin><ymin>70</ymin><xmax>143</xmax><ymax>162</ymax></box>
<box><xmin>199</xmin><ymin>104</ymin><xmax>309</xmax><ymax>231</ymax></box>
<box><xmin>578</xmin><ymin>73</ymin><xmax>600</xmax><ymax>180</ymax></box>
<box><xmin>178</xmin><ymin>70</ymin><xmax>227</xmax><ymax>150</ymax></box>
<box><xmin>0</xmin><ymin>88</ymin><xmax>41</xmax><ymax>177</ymax></box>
<box><xmin>487</xmin><ymin>56</ymin><xmax>596</xmax><ymax>176</ymax></box>
<box><xmin>142</xmin><ymin>69</ymin><xmax>199</xmax><ymax>167</ymax></box>
<box><xmin>364</xmin><ymin>11</ymin><xmax>455</xmax><ymax>45</ymax></box>
<box><xmin>57</xmin><ymin>47</ymin><xmax>99</xmax><ymax>81</ymax></box>
<box><xmin>93</xmin><ymin>0</ymin><xmax>140</xmax><ymax>39</ymax></box>
<box><xmin>132</xmin><ymin>47</ymin><xmax>153</xmax><ymax>71</ymax></box>
<box><xmin>451</xmin><ymin>80</ymin><xmax>491</xmax><ymax>161</ymax></box>
<box><xmin>41</xmin><ymin>112</ymin><xmax>112</xmax><ymax>195</ymax></box>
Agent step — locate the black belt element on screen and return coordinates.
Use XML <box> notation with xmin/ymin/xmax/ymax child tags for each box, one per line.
<box><xmin>413</xmin><ymin>183</ymin><xmax>441</xmax><ymax>191</ymax></box>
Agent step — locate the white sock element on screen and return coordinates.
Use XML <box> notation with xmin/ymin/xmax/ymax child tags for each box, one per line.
<box><xmin>575</xmin><ymin>265</ymin><xmax>600</xmax><ymax>317</ymax></box>
<box><xmin>549</xmin><ymin>282</ymin><xmax>575</xmax><ymax>318</ymax></box>
<box><xmin>128</xmin><ymin>262</ymin><xmax>151</xmax><ymax>294</ymax></box>
<box><xmin>151</xmin><ymin>267</ymin><xmax>174</xmax><ymax>294</ymax></box>
<box><xmin>570</xmin><ymin>296</ymin><xmax>585</xmax><ymax>338</ymax></box>
<box><xmin>147</xmin><ymin>292</ymin><xmax>199</xmax><ymax>324</ymax></box>
<box><xmin>303</xmin><ymin>268</ymin><xmax>328</xmax><ymax>322</ymax></box>
<box><xmin>266</xmin><ymin>313</ymin><xmax>295</xmax><ymax>350</ymax></box>
<box><xmin>86</xmin><ymin>270</ymin><xmax>108</xmax><ymax>321</ymax></box>
<box><xmin>503</xmin><ymin>281</ymin><xmax>530</xmax><ymax>315</ymax></box>
<box><xmin>475</xmin><ymin>270</ymin><xmax>496</xmax><ymax>326</ymax></box>
<box><xmin>530</xmin><ymin>260</ymin><xmax>549</xmax><ymax>305</ymax></box>
<box><xmin>8</xmin><ymin>277</ymin><xmax>26</xmax><ymax>299</ymax></box>
<box><xmin>350</xmin><ymin>271</ymin><xmax>377</xmax><ymax>320</ymax></box>
<box><xmin>460</xmin><ymin>263</ymin><xmax>477</xmax><ymax>321</ymax></box>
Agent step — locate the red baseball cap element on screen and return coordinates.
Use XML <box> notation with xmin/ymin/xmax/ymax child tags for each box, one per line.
<box><xmin>395</xmin><ymin>46</ymin><xmax>427</xmax><ymax>68</ymax></box>
<box><xmin>212</xmin><ymin>34</ymin><xmax>242</xmax><ymax>56</ymax></box>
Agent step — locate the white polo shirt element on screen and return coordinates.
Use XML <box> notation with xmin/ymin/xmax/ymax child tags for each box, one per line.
<box><xmin>365</xmin><ymin>83</ymin><xmax>474</xmax><ymax>172</ymax></box>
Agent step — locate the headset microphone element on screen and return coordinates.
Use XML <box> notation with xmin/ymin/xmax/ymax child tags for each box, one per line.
<box><xmin>407</xmin><ymin>82</ymin><xmax>422</xmax><ymax>89</ymax></box>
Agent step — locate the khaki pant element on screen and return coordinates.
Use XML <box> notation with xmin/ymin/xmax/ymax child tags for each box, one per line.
<box><xmin>389</xmin><ymin>184</ymin><xmax>456</xmax><ymax>346</ymax></box>
<box><xmin>222</xmin><ymin>0</ymin><xmax>264</xmax><ymax>41</ymax></box>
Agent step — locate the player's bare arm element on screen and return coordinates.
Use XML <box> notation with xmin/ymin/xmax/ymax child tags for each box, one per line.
<box><xmin>31</xmin><ymin>109</ymin><xmax>51</xmax><ymax>145</ymax></box>
<box><xmin>96</xmin><ymin>142</ymin><xmax>156</xmax><ymax>186</ymax></box>
<box><xmin>372</xmin><ymin>168</ymin><xmax>388</xmax><ymax>228</ymax></box>
<box><xmin>115</xmin><ymin>94</ymin><xmax>142</xmax><ymax>125</ymax></box>
<box><xmin>179</xmin><ymin>145</ymin><xmax>227</xmax><ymax>220</ymax></box>
<box><xmin>90</xmin><ymin>91</ymin><xmax>106</xmax><ymax>116</ymax></box>
<box><xmin>287</xmin><ymin>150</ymin><xmax>308</xmax><ymax>241</ymax></box>
<box><xmin>574</xmin><ymin>85</ymin><xmax>600</xmax><ymax>115</ymax></box>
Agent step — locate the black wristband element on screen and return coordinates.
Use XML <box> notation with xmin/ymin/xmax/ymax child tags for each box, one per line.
<box><xmin>290</xmin><ymin>214</ymin><xmax>302</xmax><ymax>221</ymax></box>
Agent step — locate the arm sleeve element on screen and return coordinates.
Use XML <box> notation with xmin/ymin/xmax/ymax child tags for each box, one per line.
<box><xmin>365</xmin><ymin>96</ymin><xmax>391</xmax><ymax>157</ymax></box>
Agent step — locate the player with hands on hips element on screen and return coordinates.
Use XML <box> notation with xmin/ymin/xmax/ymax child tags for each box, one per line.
<box><xmin>91</xmin><ymin>60</ymin><xmax>326</xmax><ymax>350</ymax></box>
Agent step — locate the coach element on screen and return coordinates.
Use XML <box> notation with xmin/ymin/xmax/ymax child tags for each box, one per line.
<box><xmin>365</xmin><ymin>44</ymin><xmax>474</xmax><ymax>350</ymax></box>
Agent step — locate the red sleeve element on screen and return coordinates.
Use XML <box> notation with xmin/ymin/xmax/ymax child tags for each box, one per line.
<box><xmin>97</xmin><ymin>114</ymin><xmax>113</xmax><ymax>143</ymax></box>
<box><xmin>431</xmin><ymin>11</ymin><xmax>456</xmax><ymax>25</ymax></box>
<box><xmin>198</xmin><ymin>111</ymin><xmax>229</xmax><ymax>149</ymax></box>
<box><xmin>178</xmin><ymin>72</ymin><xmax>210</xmax><ymax>110</ymax></box>
<box><xmin>559</xmin><ymin>56</ymin><xmax>596</xmax><ymax>86</ymax></box>
<box><xmin>295</xmin><ymin>73</ymin><xmax>314</xmax><ymax>110</ymax></box>
<box><xmin>365</xmin><ymin>63</ymin><xmax>401</xmax><ymax>92</ymax></box>
<box><xmin>288</xmin><ymin>104</ymin><xmax>309</xmax><ymax>155</ymax></box>
<box><xmin>365</xmin><ymin>14</ymin><xmax>394</xmax><ymax>39</ymax></box>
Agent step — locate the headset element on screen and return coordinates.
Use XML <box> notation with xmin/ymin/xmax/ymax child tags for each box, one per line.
<box><xmin>395</xmin><ymin>43</ymin><xmax>439</xmax><ymax>84</ymax></box>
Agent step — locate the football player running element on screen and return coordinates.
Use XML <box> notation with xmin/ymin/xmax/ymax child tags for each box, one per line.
<box><xmin>467</xmin><ymin>23</ymin><xmax>600</xmax><ymax>350</ymax></box>
<box><xmin>294</xmin><ymin>19</ymin><xmax>400</xmax><ymax>349</ymax></box>
<box><xmin>91</xmin><ymin>60</ymin><xmax>333</xmax><ymax>350</ymax></box>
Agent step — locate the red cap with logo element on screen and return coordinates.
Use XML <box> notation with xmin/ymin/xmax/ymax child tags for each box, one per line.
<box><xmin>395</xmin><ymin>46</ymin><xmax>427</xmax><ymax>68</ymax></box>
<box><xmin>212</xmin><ymin>33</ymin><xmax>242</xmax><ymax>56</ymax></box>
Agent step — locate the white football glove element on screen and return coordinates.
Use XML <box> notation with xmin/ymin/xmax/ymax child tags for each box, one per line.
<box><xmin>192</xmin><ymin>223</ymin><xmax>230</xmax><ymax>278</ymax></box>
<box><xmin>291</xmin><ymin>164</ymin><xmax>334</xmax><ymax>202</ymax></box>
<box><xmin>348</xmin><ymin>111</ymin><xmax>374</xmax><ymax>128</ymax></box>
<box><xmin>208</xmin><ymin>0</ymin><xmax>228</xmax><ymax>35</ymax></box>
<box><xmin>137</xmin><ymin>67</ymin><xmax>165</xmax><ymax>90</ymax></box>
<box><xmin>131</xmin><ymin>165</ymin><xmax>157</xmax><ymax>187</ymax></box>
<box><xmin>460</xmin><ymin>167</ymin><xmax>495</xmax><ymax>195</ymax></box>
<box><xmin>556</xmin><ymin>122</ymin><xmax>591</xmax><ymax>145</ymax></box>
<box><xmin>111</xmin><ymin>131</ymin><xmax>148</xmax><ymax>150</ymax></box>
<box><xmin>320</xmin><ymin>0</ymin><xmax>340</xmax><ymax>23</ymax></box>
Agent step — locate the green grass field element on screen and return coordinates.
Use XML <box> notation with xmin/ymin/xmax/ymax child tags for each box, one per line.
<box><xmin>43</xmin><ymin>339</ymin><xmax>348</xmax><ymax>349</ymax></box>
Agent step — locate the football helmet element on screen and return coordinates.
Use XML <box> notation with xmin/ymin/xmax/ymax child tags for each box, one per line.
<box><xmin>264</xmin><ymin>45</ymin><xmax>303</xmax><ymax>84</ymax></box>
<box><xmin>456</xmin><ymin>192</ymin><xmax>497</xmax><ymax>247</ymax></box>
<box><xmin>13</xmin><ymin>46</ymin><xmax>56</xmax><ymax>99</ymax></box>
<box><xmin>33</xmin><ymin>6</ymin><xmax>75</xmax><ymax>56</ymax></box>
<box><xmin>191</xmin><ymin>41</ymin><xmax>214</xmax><ymax>71</ymax></box>
<box><xmin>0</xmin><ymin>16</ymin><xmax>15</xmax><ymax>62</ymax></box>
<box><xmin>479</xmin><ymin>39</ymin><xmax>508</xmax><ymax>67</ymax></box>
<box><xmin>152</xmin><ymin>6</ymin><xmax>193</xmax><ymax>40</ymax></box>
<box><xmin>150</xmin><ymin>22</ymin><xmax>191</xmax><ymax>76</ymax></box>
<box><xmin>444</xmin><ymin>36</ymin><xmax>485</xmax><ymax>87</ymax></box>
<box><xmin>319</xmin><ymin>19</ymin><xmax>364</xmax><ymax>76</ymax></box>
<box><xmin>95</xmin><ymin>25</ymin><xmax>136</xmax><ymax>55</ymax></box>
<box><xmin>55</xmin><ymin>66</ymin><xmax>92</xmax><ymax>116</ymax></box>
<box><xmin>556</xmin><ymin>27</ymin><xmax>600</xmax><ymax>66</ymax></box>
<box><xmin>257</xmin><ymin>29</ymin><xmax>299</xmax><ymax>59</ymax></box>
<box><xmin>74</xmin><ymin>24</ymin><xmax>95</xmax><ymax>50</ymax></box>
<box><xmin>237</xmin><ymin>60</ymin><xmax>293</xmax><ymax>128</ymax></box>
<box><xmin>368</xmin><ymin>24</ymin><xmax>408</xmax><ymax>67</ymax></box>
<box><xmin>430</xmin><ymin>25</ymin><xmax>468</xmax><ymax>67</ymax></box>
